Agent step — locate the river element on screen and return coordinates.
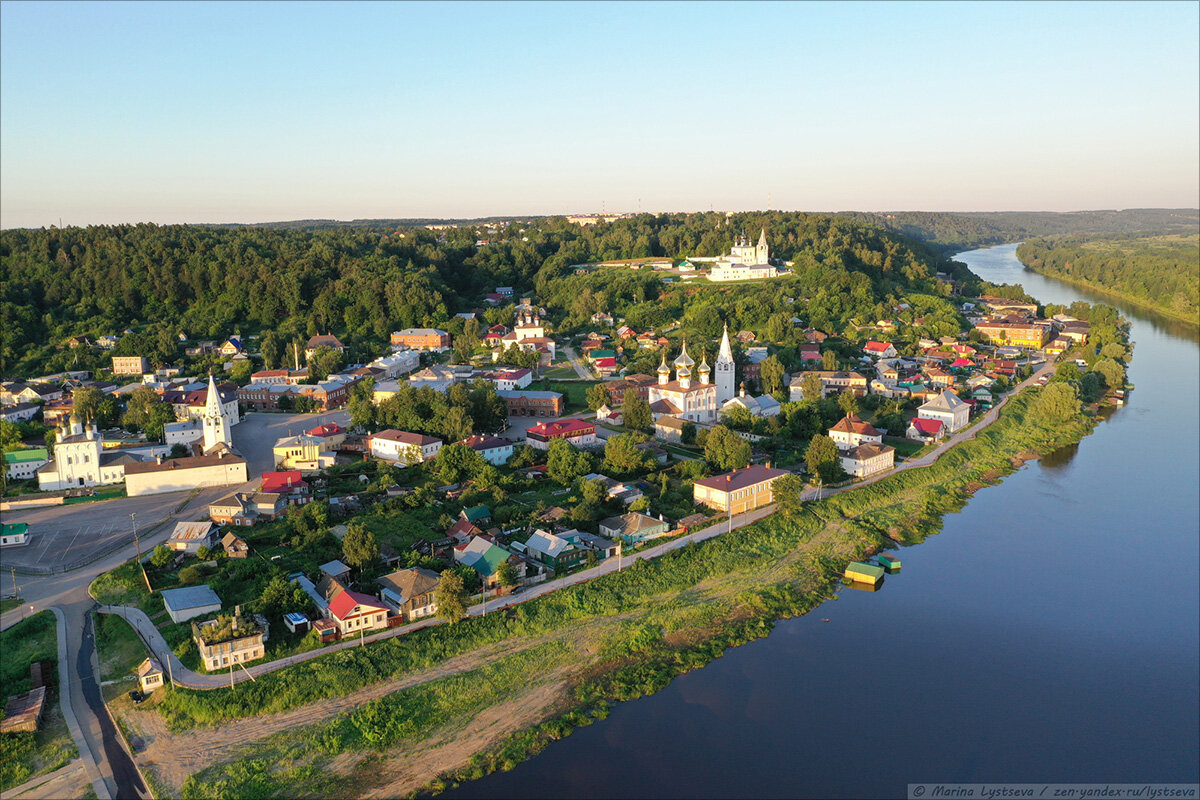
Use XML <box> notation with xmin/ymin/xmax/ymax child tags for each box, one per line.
<box><xmin>445</xmin><ymin>243</ymin><xmax>1199</xmax><ymax>799</ymax></box>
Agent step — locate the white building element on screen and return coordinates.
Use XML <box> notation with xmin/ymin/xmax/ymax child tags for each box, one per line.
<box><xmin>456</xmin><ymin>434</ymin><xmax>514</xmax><ymax>466</ymax></box>
<box><xmin>647</xmin><ymin>342</ymin><xmax>719</xmax><ymax>424</ymax></box>
<box><xmin>918</xmin><ymin>389</ymin><xmax>970</xmax><ymax>433</ymax></box>
<box><xmin>827</xmin><ymin>414</ymin><xmax>883</xmax><ymax>451</ymax></box>
<box><xmin>708</xmin><ymin>228</ymin><xmax>782</xmax><ymax>282</ymax></box>
<box><xmin>721</xmin><ymin>385</ymin><xmax>781</xmax><ymax>419</ymax></box>
<box><xmin>839</xmin><ymin>442</ymin><xmax>896</xmax><ymax>478</ymax></box>
<box><xmin>715</xmin><ymin>323</ymin><xmax>736</xmax><ymax>405</ymax></box>
<box><xmin>164</xmin><ymin>420</ymin><xmax>204</xmax><ymax>448</ymax></box>
<box><xmin>36</xmin><ymin>415</ymin><xmax>129</xmax><ymax>491</ymax></box>
<box><xmin>492</xmin><ymin>368</ymin><xmax>532</xmax><ymax>391</ymax></box>
<box><xmin>201</xmin><ymin>374</ymin><xmax>233</xmax><ymax>454</ymax></box>
<box><xmin>368</xmin><ymin>349</ymin><xmax>421</xmax><ymax>379</ymax></box>
<box><xmin>368</xmin><ymin>429</ymin><xmax>443</xmax><ymax>464</ymax></box>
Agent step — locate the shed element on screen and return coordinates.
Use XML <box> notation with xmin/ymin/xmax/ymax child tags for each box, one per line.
<box><xmin>844</xmin><ymin>562</ymin><xmax>885</xmax><ymax>585</ymax></box>
<box><xmin>283</xmin><ymin>612</ymin><xmax>310</xmax><ymax>634</ymax></box>
<box><xmin>312</xmin><ymin>618</ymin><xmax>338</xmax><ymax>642</ymax></box>
<box><xmin>0</xmin><ymin>686</ymin><xmax>46</xmax><ymax>733</ymax></box>
<box><xmin>160</xmin><ymin>585</ymin><xmax>222</xmax><ymax>624</ymax></box>
<box><xmin>137</xmin><ymin>658</ymin><xmax>165</xmax><ymax>693</ymax></box>
<box><xmin>166</xmin><ymin>521</ymin><xmax>217</xmax><ymax>554</ymax></box>
<box><xmin>318</xmin><ymin>560</ymin><xmax>352</xmax><ymax>582</ymax></box>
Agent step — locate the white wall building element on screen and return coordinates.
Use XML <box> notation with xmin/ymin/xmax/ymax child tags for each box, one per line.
<box><xmin>368</xmin><ymin>430</ymin><xmax>443</xmax><ymax>464</ymax></box>
<box><xmin>918</xmin><ymin>389</ymin><xmax>971</xmax><ymax>433</ymax></box>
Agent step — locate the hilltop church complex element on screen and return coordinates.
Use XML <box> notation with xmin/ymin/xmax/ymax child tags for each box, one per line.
<box><xmin>708</xmin><ymin>228</ymin><xmax>784</xmax><ymax>282</ymax></box>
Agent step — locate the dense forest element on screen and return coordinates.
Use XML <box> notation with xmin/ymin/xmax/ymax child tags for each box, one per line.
<box><xmin>1016</xmin><ymin>232</ymin><xmax>1200</xmax><ymax>324</ymax></box>
<box><xmin>837</xmin><ymin>208</ymin><xmax>1199</xmax><ymax>253</ymax></box>
<box><xmin>1</xmin><ymin>212</ymin><xmax>976</xmax><ymax>375</ymax></box>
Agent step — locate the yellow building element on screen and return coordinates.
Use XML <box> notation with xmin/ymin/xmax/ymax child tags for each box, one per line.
<box><xmin>272</xmin><ymin>434</ymin><xmax>336</xmax><ymax>472</ymax></box>
<box><xmin>973</xmin><ymin>321</ymin><xmax>1051</xmax><ymax>349</ymax></box>
<box><xmin>693</xmin><ymin>464</ymin><xmax>788</xmax><ymax>515</ymax></box>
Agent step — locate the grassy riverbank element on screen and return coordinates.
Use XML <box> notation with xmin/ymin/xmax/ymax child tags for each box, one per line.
<box><xmin>167</xmin><ymin>382</ymin><xmax>1104</xmax><ymax>800</ymax></box>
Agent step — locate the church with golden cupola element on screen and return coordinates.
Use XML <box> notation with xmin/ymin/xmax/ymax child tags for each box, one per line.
<box><xmin>646</xmin><ymin>340</ymin><xmax>720</xmax><ymax>424</ymax></box>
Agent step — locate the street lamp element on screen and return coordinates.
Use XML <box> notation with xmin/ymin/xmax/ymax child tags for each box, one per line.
<box><xmin>131</xmin><ymin>512</ymin><xmax>141</xmax><ymax>561</ymax></box>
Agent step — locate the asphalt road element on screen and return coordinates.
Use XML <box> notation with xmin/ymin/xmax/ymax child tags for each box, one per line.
<box><xmin>232</xmin><ymin>409</ymin><xmax>350</xmax><ymax>476</ymax></box>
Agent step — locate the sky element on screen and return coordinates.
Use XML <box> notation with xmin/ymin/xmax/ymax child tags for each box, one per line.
<box><xmin>1</xmin><ymin>1</ymin><xmax>1197</xmax><ymax>228</ymax></box>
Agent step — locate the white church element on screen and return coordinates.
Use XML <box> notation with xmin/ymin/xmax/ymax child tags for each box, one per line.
<box><xmin>708</xmin><ymin>228</ymin><xmax>783</xmax><ymax>282</ymax></box>
<box><xmin>37</xmin><ymin>374</ymin><xmax>246</xmax><ymax>495</ymax></box>
<box><xmin>647</xmin><ymin>324</ymin><xmax>738</xmax><ymax>424</ymax></box>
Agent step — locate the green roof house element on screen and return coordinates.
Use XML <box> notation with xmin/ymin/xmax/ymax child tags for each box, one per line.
<box><xmin>2</xmin><ymin>522</ymin><xmax>30</xmax><ymax>547</ymax></box>
<box><xmin>460</xmin><ymin>505</ymin><xmax>491</xmax><ymax>524</ymax></box>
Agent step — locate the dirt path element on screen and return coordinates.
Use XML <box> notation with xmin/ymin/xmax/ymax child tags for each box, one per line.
<box><xmin>125</xmin><ymin>634</ymin><xmax>549</xmax><ymax>792</ymax></box>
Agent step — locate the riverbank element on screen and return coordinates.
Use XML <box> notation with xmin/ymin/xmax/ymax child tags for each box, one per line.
<box><xmin>155</xmin><ymin>376</ymin><xmax>1107</xmax><ymax>799</ymax></box>
<box><xmin>1012</xmin><ymin>236</ymin><xmax>1200</xmax><ymax>326</ymax></box>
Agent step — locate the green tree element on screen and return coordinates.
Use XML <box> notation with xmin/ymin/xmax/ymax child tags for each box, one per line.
<box><xmin>838</xmin><ymin>389</ymin><xmax>859</xmax><ymax>416</ymax></box>
<box><xmin>821</xmin><ymin>350</ymin><xmax>839</xmax><ymax>371</ymax></box>
<box><xmin>150</xmin><ymin>544</ymin><xmax>173</xmax><ymax>568</ymax></box>
<box><xmin>546</xmin><ymin>438</ymin><xmax>594</xmax><ymax>485</ymax></box>
<box><xmin>586</xmin><ymin>383</ymin><xmax>611</xmax><ymax>412</ymax></box>
<box><xmin>1092</xmin><ymin>358</ymin><xmax>1125</xmax><ymax>390</ymax></box>
<box><xmin>759</xmin><ymin>355</ymin><xmax>785</xmax><ymax>395</ymax></box>
<box><xmin>294</xmin><ymin>395</ymin><xmax>319</xmax><ymax>413</ymax></box>
<box><xmin>602</xmin><ymin>432</ymin><xmax>651</xmax><ymax>476</ymax></box>
<box><xmin>342</xmin><ymin>521</ymin><xmax>379</xmax><ymax>572</ymax></box>
<box><xmin>580</xmin><ymin>478</ymin><xmax>608</xmax><ymax>506</ymax></box>
<box><xmin>805</xmin><ymin>434</ymin><xmax>840</xmax><ymax>483</ymax></box>
<box><xmin>122</xmin><ymin>385</ymin><xmax>176</xmax><ymax>439</ymax></box>
<box><xmin>435</xmin><ymin>569</ymin><xmax>469</xmax><ymax>623</ymax></box>
<box><xmin>1034</xmin><ymin>382</ymin><xmax>1081</xmax><ymax>424</ymax></box>
<box><xmin>622</xmin><ymin>388</ymin><xmax>651</xmax><ymax>432</ymax></box>
<box><xmin>348</xmin><ymin>378</ymin><xmax>377</xmax><ymax>430</ymax></box>
<box><xmin>229</xmin><ymin>359</ymin><xmax>253</xmax><ymax>386</ymax></box>
<box><xmin>72</xmin><ymin>387</ymin><xmax>119</xmax><ymax>428</ymax></box>
<box><xmin>307</xmin><ymin>347</ymin><xmax>344</xmax><ymax>382</ymax></box>
<box><xmin>773</xmin><ymin>473</ymin><xmax>806</xmax><ymax>521</ymax></box>
<box><xmin>435</xmin><ymin>443</ymin><xmax>487</xmax><ymax>484</ymax></box>
<box><xmin>799</xmin><ymin>373</ymin><xmax>823</xmax><ymax>402</ymax></box>
<box><xmin>178</xmin><ymin>564</ymin><xmax>204</xmax><ymax>585</ymax></box>
<box><xmin>703</xmin><ymin>425</ymin><xmax>751</xmax><ymax>471</ymax></box>
<box><xmin>495</xmin><ymin>559</ymin><xmax>518</xmax><ymax>591</ymax></box>
<box><xmin>442</xmin><ymin>406</ymin><xmax>474</xmax><ymax>443</ymax></box>
<box><xmin>680</xmin><ymin>421</ymin><xmax>696</xmax><ymax>445</ymax></box>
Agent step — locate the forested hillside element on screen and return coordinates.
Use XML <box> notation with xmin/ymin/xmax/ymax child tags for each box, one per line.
<box><xmin>1</xmin><ymin>212</ymin><xmax>973</xmax><ymax>375</ymax></box>
<box><xmin>837</xmin><ymin>209</ymin><xmax>1199</xmax><ymax>252</ymax></box>
<box><xmin>1016</xmin><ymin>232</ymin><xmax>1200</xmax><ymax>323</ymax></box>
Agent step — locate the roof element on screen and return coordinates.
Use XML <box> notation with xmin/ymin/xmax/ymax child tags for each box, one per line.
<box><xmin>694</xmin><ymin>464</ymin><xmax>788</xmax><ymax>493</ymax></box>
<box><xmin>920</xmin><ymin>388</ymin><xmax>969</xmax><ymax>413</ymax></box>
<box><xmin>124</xmin><ymin>453</ymin><xmax>246</xmax><ymax>475</ymax></box>
<box><xmin>306</xmin><ymin>334</ymin><xmax>344</xmax><ymax>349</ymax></box>
<box><xmin>655</xmin><ymin>415</ymin><xmax>687</xmax><ymax>430</ymax></box>
<box><xmin>369</xmin><ymin>429</ymin><xmax>441</xmax><ymax>446</ymax></box>
<box><xmin>306</xmin><ymin>423</ymin><xmax>343</xmax><ymax>437</ymax></box>
<box><xmin>528</xmin><ymin>418</ymin><xmax>594</xmax><ymax>437</ymax></box>
<box><xmin>864</xmin><ymin>341</ymin><xmax>894</xmax><ymax>353</ymax></box>
<box><xmin>260</xmin><ymin>471</ymin><xmax>306</xmax><ymax>493</ymax></box>
<box><xmin>526</xmin><ymin>530</ymin><xmax>573</xmax><ymax>559</ymax></box>
<box><xmin>829</xmin><ymin>414</ymin><xmax>881</xmax><ymax>437</ymax></box>
<box><xmin>160</xmin><ymin>585</ymin><xmax>221</xmax><ymax>613</ymax></box>
<box><xmin>457</xmin><ymin>434</ymin><xmax>512</xmax><ymax>452</ymax></box>
<box><xmin>136</xmin><ymin>658</ymin><xmax>163</xmax><ymax>677</ymax></box>
<box><xmin>496</xmin><ymin>390</ymin><xmax>563</xmax><ymax>401</ymax></box>
<box><xmin>844</xmin><ymin>442</ymin><xmax>895</xmax><ymax>461</ymax></box>
<box><xmin>910</xmin><ymin>418</ymin><xmax>944</xmax><ymax>435</ymax></box>
<box><xmin>4</xmin><ymin>448</ymin><xmax>49</xmax><ymax>464</ymax></box>
<box><xmin>167</xmin><ymin>521</ymin><xmax>215</xmax><ymax>542</ymax></box>
<box><xmin>319</xmin><ymin>560</ymin><xmax>351</xmax><ymax>577</ymax></box>
<box><xmin>461</xmin><ymin>505</ymin><xmax>491</xmax><ymax>522</ymax></box>
<box><xmin>599</xmin><ymin>512</ymin><xmax>665</xmax><ymax>535</ymax></box>
<box><xmin>328</xmin><ymin>588</ymin><xmax>388</xmax><ymax>620</ymax></box>
<box><xmin>395</xmin><ymin>328</ymin><xmax>448</xmax><ymax>337</ymax></box>
<box><xmin>378</xmin><ymin>567</ymin><xmax>441</xmax><ymax>601</ymax></box>
<box><xmin>447</xmin><ymin>519</ymin><xmax>482</xmax><ymax>540</ymax></box>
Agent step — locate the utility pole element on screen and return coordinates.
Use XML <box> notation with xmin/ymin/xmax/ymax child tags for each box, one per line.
<box><xmin>131</xmin><ymin>513</ymin><xmax>141</xmax><ymax>560</ymax></box>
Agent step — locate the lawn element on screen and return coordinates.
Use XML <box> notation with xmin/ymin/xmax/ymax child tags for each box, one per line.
<box><xmin>883</xmin><ymin>436</ymin><xmax>930</xmax><ymax>459</ymax></box>
<box><xmin>0</xmin><ymin>597</ymin><xmax>23</xmax><ymax>614</ymax></box>
<box><xmin>95</xmin><ymin>612</ymin><xmax>151</xmax><ymax>703</ymax></box>
<box><xmin>0</xmin><ymin>611</ymin><xmax>78</xmax><ymax>792</ymax></box>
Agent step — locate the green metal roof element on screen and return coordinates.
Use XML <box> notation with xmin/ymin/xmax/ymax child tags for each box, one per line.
<box><xmin>3</xmin><ymin>448</ymin><xmax>48</xmax><ymax>464</ymax></box>
<box><xmin>846</xmin><ymin>561</ymin><xmax>885</xmax><ymax>579</ymax></box>
<box><xmin>3</xmin><ymin>522</ymin><xmax>28</xmax><ymax>536</ymax></box>
<box><xmin>462</xmin><ymin>505</ymin><xmax>491</xmax><ymax>523</ymax></box>
<box><xmin>470</xmin><ymin>544</ymin><xmax>508</xmax><ymax>577</ymax></box>
<box><xmin>590</xmin><ymin>349</ymin><xmax>617</xmax><ymax>359</ymax></box>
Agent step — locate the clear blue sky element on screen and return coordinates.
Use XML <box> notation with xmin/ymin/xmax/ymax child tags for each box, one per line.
<box><xmin>1</xmin><ymin>1</ymin><xmax>1197</xmax><ymax>227</ymax></box>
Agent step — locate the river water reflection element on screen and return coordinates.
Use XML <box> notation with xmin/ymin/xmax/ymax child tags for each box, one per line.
<box><xmin>444</xmin><ymin>244</ymin><xmax>1199</xmax><ymax>799</ymax></box>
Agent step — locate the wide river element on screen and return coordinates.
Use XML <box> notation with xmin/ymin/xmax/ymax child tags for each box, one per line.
<box><xmin>446</xmin><ymin>243</ymin><xmax>1199</xmax><ymax>798</ymax></box>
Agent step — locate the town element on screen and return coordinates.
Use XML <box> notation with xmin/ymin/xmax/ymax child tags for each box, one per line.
<box><xmin>0</xmin><ymin>217</ymin><xmax>1134</xmax><ymax>800</ymax></box>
